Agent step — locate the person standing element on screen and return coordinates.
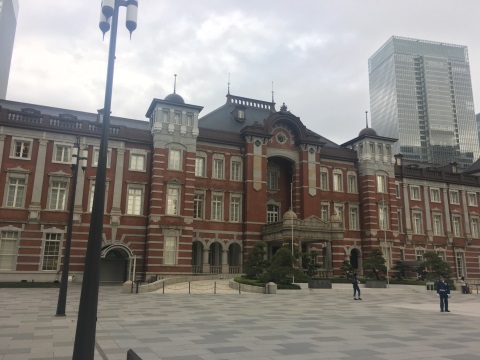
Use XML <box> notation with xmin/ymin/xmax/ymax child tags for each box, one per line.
<box><xmin>436</xmin><ymin>276</ymin><xmax>450</xmax><ymax>312</ymax></box>
<box><xmin>352</xmin><ymin>274</ymin><xmax>362</xmax><ymax>300</ymax></box>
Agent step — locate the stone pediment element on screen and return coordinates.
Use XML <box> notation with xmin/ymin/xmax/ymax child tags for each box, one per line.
<box><xmin>302</xmin><ymin>215</ymin><xmax>327</xmax><ymax>228</ymax></box>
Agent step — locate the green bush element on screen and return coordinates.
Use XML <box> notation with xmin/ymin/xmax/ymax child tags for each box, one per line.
<box><xmin>235</xmin><ymin>276</ymin><xmax>265</xmax><ymax>287</ymax></box>
<box><xmin>260</xmin><ymin>247</ymin><xmax>295</xmax><ymax>285</ymax></box>
<box><xmin>243</xmin><ymin>242</ymin><xmax>269</xmax><ymax>280</ymax></box>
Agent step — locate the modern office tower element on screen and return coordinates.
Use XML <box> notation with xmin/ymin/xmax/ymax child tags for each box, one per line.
<box><xmin>369</xmin><ymin>36</ymin><xmax>480</xmax><ymax>168</ymax></box>
<box><xmin>477</xmin><ymin>113</ymin><xmax>480</xmax><ymax>147</ymax></box>
<box><xmin>0</xmin><ymin>0</ymin><xmax>18</xmax><ymax>99</ymax></box>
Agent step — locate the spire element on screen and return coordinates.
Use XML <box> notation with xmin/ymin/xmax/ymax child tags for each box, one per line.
<box><xmin>173</xmin><ymin>74</ymin><xmax>177</xmax><ymax>94</ymax></box>
<box><xmin>228</xmin><ymin>72</ymin><xmax>231</xmax><ymax>95</ymax></box>
<box><xmin>365</xmin><ymin>110</ymin><xmax>369</xmax><ymax>128</ymax></box>
<box><xmin>271</xmin><ymin>81</ymin><xmax>275</xmax><ymax>103</ymax></box>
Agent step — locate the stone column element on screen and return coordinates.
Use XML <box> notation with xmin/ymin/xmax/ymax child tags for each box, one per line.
<box><xmin>461</xmin><ymin>191</ymin><xmax>471</xmax><ymax>239</ymax></box>
<box><xmin>221</xmin><ymin>250</ymin><xmax>229</xmax><ymax>274</ymax></box>
<box><xmin>110</xmin><ymin>147</ymin><xmax>125</xmax><ymax>227</ymax></box>
<box><xmin>424</xmin><ymin>186</ymin><xmax>432</xmax><ymax>241</ymax></box>
<box><xmin>202</xmin><ymin>248</ymin><xmax>210</xmax><ymax>273</ymax></box>
<box><xmin>29</xmin><ymin>139</ymin><xmax>48</xmax><ymax>220</ymax></box>
<box><xmin>403</xmin><ymin>184</ymin><xmax>412</xmax><ymax>240</ymax></box>
<box><xmin>443</xmin><ymin>188</ymin><xmax>452</xmax><ymax>242</ymax></box>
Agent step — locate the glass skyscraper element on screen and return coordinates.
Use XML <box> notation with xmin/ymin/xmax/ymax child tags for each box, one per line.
<box><xmin>369</xmin><ymin>36</ymin><xmax>479</xmax><ymax>168</ymax></box>
<box><xmin>0</xmin><ymin>0</ymin><xmax>18</xmax><ymax>99</ymax></box>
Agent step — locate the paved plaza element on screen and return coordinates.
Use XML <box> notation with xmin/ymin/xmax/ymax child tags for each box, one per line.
<box><xmin>1</xmin><ymin>282</ymin><xmax>479</xmax><ymax>360</ymax></box>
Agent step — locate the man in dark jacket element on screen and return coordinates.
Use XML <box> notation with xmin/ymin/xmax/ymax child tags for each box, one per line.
<box><xmin>352</xmin><ymin>274</ymin><xmax>362</xmax><ymax>300</ymax></box>
<box><xmin>436</xmin><ymin>276</ymin><xmax>450</xmax><ymax>312</ymax></box>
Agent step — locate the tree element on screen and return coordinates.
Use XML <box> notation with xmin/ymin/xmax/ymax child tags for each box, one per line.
<box><xmin>302</xmin><ymin>251</ymin><xmax>320</xmax><ymax>278</ymax></box>
<box><xmin>340</xmin><ymin>260</ymin><xmax>355</xmax><ymax>279</ymax></box>
<box><xmin>243</xmin><ymin>242</ymin><xmax>269</xmax><ymax>279</ymax></box>
<box><xmin>417</xmin><ymin>252</ymin><xmax>451</xmax><ymax>281</ymax></box>
<box><xmin>363</xmin><ymin>248</ymin><xmax>387</xmax><ymax>280</ymax></box>
<box><xmin>260</xmin><ymin>247</ymin><xmax>295</xmax><ymax>285</ymax></box>
<box><xmin>393</xmin><ymin>260</ymin><xmax>408</xmax><ymax>280</ymax></box>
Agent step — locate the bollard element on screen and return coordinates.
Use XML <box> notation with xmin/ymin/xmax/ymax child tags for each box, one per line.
<box><xmin>238</xmin><ymin>282</ymin><xmax>241</xmax><ymax>294</ymax></box>
<box><xmin>136</xmin><ymin>281</ymin><xmax>139</xmax><ymax>294</ymax></box>
<box><xmin>189</xmin><ymin>281</ymin><xmax>191</xmax><ymax>294</ymax></box>
<box><xmin>162</xmin><ymin>281</ymin><xmax>165</xmax><ymax>294</ymax></box>
<box><xmin>214</xmin><ymin>281</ymin><xmax>216</xmax><ymax>294</ymax></box>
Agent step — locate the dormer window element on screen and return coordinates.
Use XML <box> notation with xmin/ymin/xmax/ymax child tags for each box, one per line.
<box><xmin>234</xmin><ymin>107</ymin><xmax>246</xmax><ymax>122</ymax></box>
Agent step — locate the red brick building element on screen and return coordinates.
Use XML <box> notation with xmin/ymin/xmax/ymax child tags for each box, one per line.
<box><xmin>0</xmin><ymin>93</ymin><xmax>479</xmax><ymax>282</ymax></box>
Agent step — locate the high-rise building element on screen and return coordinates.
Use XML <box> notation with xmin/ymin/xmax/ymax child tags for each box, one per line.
<box><xmin>0</xmin><ymin>0</ymin><xmax>18</xmax><ymax>99</ymax></box>
<box><xmin>369</xmin><ymin>36</ymin><xmax>480</xmax><ymax>168</ymax></box>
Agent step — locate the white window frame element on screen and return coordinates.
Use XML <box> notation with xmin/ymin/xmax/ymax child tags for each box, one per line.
<box><xmin>48</xmin><ymin>177</ymin><xmax>69</xmax><ymax>211</ymax></box>
<box><xmin>126</xmin><ymin>185</ymin><xmax>144</xmax><ymax>215</ymax></box>
<box><xmin>92</xmin><ymin>147</ymin><xmax>111</xmax><ymax>168</ymax></box>
<box><xmin>267</xmin><ymin>170</ymin><xmax>279</xmax><ymax>191</ymax></box>
<box><xmin>378</xmin><ymin>203</ymin><xmax>388</xmax><ymax>230</ymax></box>
<box><xmin>10</xmin><ymin>138</ymin><xmax>33</xmax><ymax>160</ymax></box>
<box><xmin>267</xmin><ymin>203</ymin><xmax>280</xmax><ymax>223</ymax></box>
<box><xmin>320</xmin><ymin>203</ymin><xmax>329</xmax><ymax>221</ymax></box>
<box><xmin>397</xmin><ymin>210</ymin><xmax>403</xmax><ymax>233</ymax></box>
<box><xmin>212</xmin><ymin>155</ymin><xmax>225</xmax><ymax>180</ymax></box>
<box><xmin>230</xmin><ymin>158</ymin><xmax>242</xmax><ymax>182</ymax></box>
<box><xmin>166</xmin><ymin>185</ymin><xmax>180</xmax><ymax>216</ymax></box>
<box><xmin>186</xmin><ymin>113</ymin><xmax>194</xmax><ymax>127</ymax></box>
<box><xmin>229</xmin><ymin>194</ymin><xmax>242</xmax><ymax>222</ymax></box>
<box><xmin>211</xmin><ymin>192</ymin><xmax>224</xmax><ymax>221</ymax></box>
<box><xmin>320</xmin><ymin>168</ymin><xmax>328</xmax><ymax>191</ymax></box>
<box><xmin>163</xmin><ymin>235</ymin><xmax>177</xmax><ymax>265</ymax></box>
<box><xmin>333</xmin><ymin>171</ymin><xmax>343</xmax><ymax>192</ymax></box>
<box><xmin>471</xmin><ymin>217</ymin><xmax>479</xmax><ymax>238</ymax></box>
<box><xmin>168</xmin><ymin>149</ymin><xmax>182</xmax><ymax>171</ymax></box>
<box><xmin>430</xmin><ymin>188</ymin><xmax>441</xmax><ymax>203</ymax></box>
<box><xmin>452</xmin><ymin>214</ymin><xmax>462</xmax><ymax>237</ymax></box>
<box><xmin>432</xmin><ymin>213</ymin><xmax>443</xmax><ymax>236</ymax></box>
<box><xmin>0</xmin><ymin>229</ymin><xmax>19</xmax><ymax>270</ymax></box>
<box><xmin>436</xmin><ymin>250</ymin><xmax>446</xmax><ymax>261</ymax></box>
<box><xmin>395</xmin><ymin>183</ymin><xmax>401</xmax><ymax>198</ymax></box>
<box><xmin>415</xmin><ymin>249</ymin><xmax>425</xmax><ymax>261</ymax></box>
<box><xmin>129</xmin><ymin>151</ymin><xmax>146</xmax><ymax>172</ymax></box>
<box><xmin>349</xmin><ymin>205</ymin><xmax>359</xmax><ymax>230</ymax></box>
<box><xmin>468</xmin><ymin>192</ymin><xmax>478</xmax><ymax>206</ymax></box>
<box><xmin>53</xmin><ymin>143</ymin><xmax>72</xmax><ymax>164</ymax></box>
<box><xmin>87</xmin><ymin>179</ymin><xmax>109</xmax><ymax>213</ymax></box>
<box><xmin>347</xmin><ymin>173</ymin><xmax>357</xmax><ymax>193</ymax></box>
<box><xmin>455</xmin><ymin>251</ymin><xmax>466</xmax><ymax>278</ymax></box>
<box><xmin>377</xmin><ymin>174</ymin><xmax>387</xmax><ymax>193</ymax></box>
<box><xmin>449</xmin><ymin>190</ymin><xmax>460</xmax><ymax>205</ymax></box>
<box><xmin>334</xmin><ymin>203</ymin><xmax>344</xmax><ymax>227</ymax></box>
<box><xmin>195</xmin><ymin>155</ymin><xmax>206</xmax><ymax>177</ymax></box>
<box><xmin>193</xmin><ymin>191</ymin><xmax>205</xmax><ymax>219</ymax></box>
<box><xmin>410</xmin><ymin>185</ymin><xmax>421</xmax><ymax>201</ymax></box>
<box><xmin>412</xmin><ymin>212</ymin><xmax>423</xmax><ymax>234</ymax></box>
<box><xmin>4</xmin><ymin>173</ymin><xmax>28</xmax><ymax>208</ymax></box>
<box><xmin>41</xmin><ymin>231</ymin><xmax>63</xmax><ymax>271</ymax></box>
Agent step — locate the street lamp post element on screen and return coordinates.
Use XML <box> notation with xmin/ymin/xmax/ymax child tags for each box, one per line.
<box><xmin>55</xmin><ymin>137</ymin><xmax>87</xmax><ymax>317</ymax></box>
<box><xmin>72</xmin><ymin>1</ymin><xmax>137</xmax><ymax>359</ymax></box>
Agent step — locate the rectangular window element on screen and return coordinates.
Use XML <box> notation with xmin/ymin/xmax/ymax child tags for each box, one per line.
<box><xmin>320</xmin><ymin>169</ymin><xmax>328</xmax><ymax>190</ymax></box>
<box><xmin>231</xmin><ymin>160</ymin><xmax>242</xmax><ymax>181</ymax></box>
<box><xmin>193</xmin><ymin>192</ymin><xmax>204</xmax><ymax>219</ymax></box>
<box><xmin>164</xmin><ymin>236</ymin><xmax>177</xmax><ymax>265</ymax></box>
<box><xmin>410</xmin><ymin>186</ymin><xmax>421</xmax><ymax>201</ymax></box>
<box><xmin>334</xmin><ymin>204</ymin><xmax>344</xmax><ymax>225</ymax></box>
<box><xmin>13</xmin><ymin>140</ymin><xmax>31</xmax><ymax>159</ymax></box>
<box><xmin>468</xmin><ymin>193</ymin><xmax>478</xmax><ymax>206</ymax></box>
<box><xmin>455</xmin><ymin>252</ymin><xmax>466</xmax><ymax>278</ymax></box>
<box><xmin>415</xmin><ymin>249</ymin><xmax>425</xmax><ymax>261</ymax></box>
<box><xmin>211</xmin><ymin>193</ymin><xmax>224</xmax><ymax>221</ymax></box>
<box><xmin>267</xmin><ymin>204</ymin><xmax>280</xmax><ymax>223</ymax></box>
<box><xmin>92</xmin><ymin>148</ymin><xmax>111</xmax><ymax>167</ymax></box>
<box><xmin>127</xmin><ymin>187</ymin><xmax>143</xmax><ymax>215</ymax></box>
<box><xmin>54</xmin><ymin>145</ymin><xmax>71</xmax><ymax>163</ymax></box>
<box><xmin>471</xmin><ymin>217</ymin><xmax>479</xmax><ymax>238</ymax></box>
<box><xmin>88</xmin><ymin>182</ymin><xmax>96</xmax><ymax>212</ymax></box>
<box><xmin>49</xmin><ymin>181</ymin><xmax>67</xmax><ymax>210</ymax></box>
<box><xmin>449</xmin><ymin>190</ymin><xmax>460</xmax><ymax>204</ymax></box>
<box><xmin>433</xmin><ymin>214</ymin><xmax>443</xmax><ymax>236</ymax></box>
<box><xmin>166</xmin><ymin>187</ymin><xmax>179</xmax><ymax>215</ymax></box>
<box><xmin>412</xmin><ymin>212</ymin><xmax>423</xmax><ymax>234</ymax></box>
<box><xmin>195</xmin><ymin>156</ymin><xmax>205</xmax><ymax>177</ymax></box>
<box><xmin>267</xmin><ymin>171</ymin><xmax>279</xmax><ymax>191</ymax></box>
<box><xmin>431</xmin><ymin>188</ymin><xmax>441</xmax><ymax>203</ymax></box>
<box><xmin>186</xmin><ymin>114</ymin><xmax>194</xmax><ymax>126</ymax></box>
<box><xmin>333</xmin><ymin>173</ymin><xmax>343</xmax><ymax>192</ymax></box>
<box><xmin>174</xmin><ymin>112</ymin><xmax>181</xmax><ymax>125</ymax></box>
<box><xmin>395</xmin><ymin>183</ymin><xmax>401</xmax><ymax>198</ymax></box>
<box><xmin>377</xmin><ymin>174</ymin><xmax>386</xmax><ymax>193</ymax></box>
<box><xmin>169</xmin><ymin>149</ymin><xmax>181</xmax><ymax>170</ymax></box>
<box><xmin>163</xmin><ymin>110</ymin><xmax>170</xmax><ymax>123</ymax></box>
<box><xmin>0</xmin><ymin>231</ymin><xmax>18</xmax><ymax>270</ymax></box>
<box><xmin>349</xmin><ymin>206</ymin><xmax>358</xmax><ymax>230</ymax></box>
<box><xmin>452</xmin><ymin>215</ymin><xmax>462</xmax><ymax>236</ymax></box>
<box><xmin>6</xmin><ymin>178</ymin><xmax>26</xmax><ymax>208</ymax></box>
<box><xmin>347</xmin><ymin>174</ymin><xmax>357</xmax><ymax>193</ymax></box>
<box><xmin>213</xmin><ymin>158</ymin><xmax>224</xmax><ymax>179</ymax></box>
<box><xmin>42</xmin><ymin>233</ymin><xmax>61</xmax><ymax>271</ymax></box>
<box><xmin>379</xmin><ymin>204</ymin><xmax>388</xmax><ymax>230</ymax></box>
<box><xmin>130</xmin><ymin>153</ymin><xmax>146</xmax><ymax>171</ymax></box>
<box><xmin>230</xmin><ymin>195</ymin><xmax>241</xmax><ymax>222</ymax></box>
<box><xmin>320</xmin><ymin>204</ymin><xmax>329</xmax><ymax>221</ymax></box>
<box><xmin>436</xmin><ymin>251</ymin><xmax>446</xmax><ymax>261</ymax></box>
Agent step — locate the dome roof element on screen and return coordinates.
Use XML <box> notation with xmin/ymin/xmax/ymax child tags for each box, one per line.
<box><xmin>358</xmin><ymin>127</ymin><xmax>377</xmax><ymax>137</ymax></box>
<box><xmin>283</xmin><ymin>209</ymin><xmax>297</xmax><ymax>220</ymax></box>
<box><xmin>164</xmin><ymin>92</ymin><xmax>185</xmax><ymax>104</ymax></box>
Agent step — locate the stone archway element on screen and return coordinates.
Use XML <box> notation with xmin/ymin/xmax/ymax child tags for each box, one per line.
<box><xmin>228</xmin><ymin>243</ymin><xmax>242</xmax><ymax>274</ymax></box>
<box><xmin>100</xmin><ymin>244</ymin><xmax>133</xmax><ymax>283</ymax></box>
<box><xmin>192</xmin><ymin>241</ymin><xmax>203</xmax><ymax>273</ymax></box>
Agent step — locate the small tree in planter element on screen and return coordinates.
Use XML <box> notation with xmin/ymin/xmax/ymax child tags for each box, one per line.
<box><xmin>417</xmin><ymin>251</ymin><xmax>451</xmax><ymax>281</ymax></box>
<box><xmin>393</xmin><ymin>260</ymin><xmax>408</xmax><ymax>280</ymax></box>
<box><xmin>340</xmin><ymin>260</ymin><xmax>355</xmax><ymax>279</ymax></box>
<box><xmin>302</xmin><ymin>250</ymin><xmax>320</xmax><ymax>278</ymax></box>
<box><xmin>363</xmin><ymin>248</ymin><xmax>387</xmax><ymax>286</ymax></box>
<box><xmin>260</xmin><ymin>247</ymin><xmax>295</xmax><ymax>285</ymax></box>
<box><xmin>243</xmin><ymin>242</ymin><xmax>269</xmax><ymax>280</ymax></box>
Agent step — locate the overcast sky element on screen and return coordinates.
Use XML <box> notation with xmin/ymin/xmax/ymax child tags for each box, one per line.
<box><xmin>7</xmin><ymin>0</ymin><xmax>480</xmax><ymax>144</ymax></box>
